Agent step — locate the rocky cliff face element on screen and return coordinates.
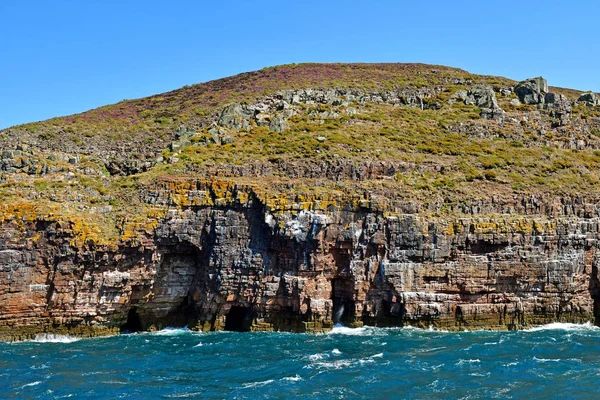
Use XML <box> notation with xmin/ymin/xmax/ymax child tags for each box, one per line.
<box><xmin>1</xmin><ymin>63</ymin><xmax>600</xmax><ymax>340</ymax></box>
<box><xmin>1</xmin><ymin>182</ymin><xmax>599</xmax><ymax>340</ymax></box>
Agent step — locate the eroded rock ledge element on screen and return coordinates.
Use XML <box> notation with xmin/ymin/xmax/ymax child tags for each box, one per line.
<box><xmin>1</xmin><ymin>183</ymin><xmax>599</xmax><ymax>341</ymax></box>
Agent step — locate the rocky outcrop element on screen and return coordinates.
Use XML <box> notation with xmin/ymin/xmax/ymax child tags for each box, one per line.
<box><xmin>515</xmin><ymin>77</ymin><xmax>549</xmax><ymax>105</ymax></box>
<box><xmin>513</xmin><ymin>77</ymin><xmax>573</xmax><ymax>125</ymax></box>
<box><xmin>544</xmin><ymin>92</ymin><xmax>572</xmax><ymax>125</ymax></box>
<box><xmin>448</xmin><ymin>84</ymin><xmax>504</xmax><ymax>121</ymax></box>
<box><xmin>212</xmin><ymin>87</ymin><xmax>442</xmax><ymax>134</ymax></box>
<box><xmin>577</xmin><ymin>92</ymin><xmax>599</xmax><ymax>107</ymax></box>
<box><xmin>1</xmin><ymin>185</ymin><xmax>599</xmax><ymax>341</ymax></box>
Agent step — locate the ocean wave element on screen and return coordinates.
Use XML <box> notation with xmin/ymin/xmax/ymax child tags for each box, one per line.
<box><xmin>456</xmin><ymin>359</ymin><xmax>481</xmax><ymax>366</ymax></box>
<box><xmin>151</xmin><ymin>327</ymin><xmax>191</xmax><ymax>336</ymax></box>
<box><xmin>240</xmin><ymin>379</ymin><xmax>274</xmax><ymax>389</ymax></box>
<box><xmin>524</xmin><ymin>322</ymin><xmax>599</xmax><ymax>332</ymax></box>
<box><xmin>281</xmin><ymin>375</ymin><xmax>302</xmax><ymax>382</ymax></box>
<box><xmin>164</xmin><ymin>391</ymin><xmax>205</xmax><ymax>398</ymax></box>
<box><xmin>308</xmin><ymin>353</ymin><xmax>325</xmax><ymax>361</ymax></box>
<box><xmin>326</xmin><ymin>324</ymin><xmax>457</xmax><ymax>337</ymax></box>
<box><xmin>327</xmin><ymin>325</ymin><xmax>372</xmax><ymax>336</ymax></box>
<box><xmin>31</xmin><ymin>334</ymin><xmax>80</xmax><ymax>343</ymax></box>
<box><xmin>533</xmin><ymin>356</ymin><xmax>561</xmax><ymax>363</ymax></box>
<box><xmin>19</xmin><ymin>381</ymin><xmax>42</xmax><ymax>389</ymax></box>
<box><xmin>309</xmin><ymin>353</ymin><xmax>384</xmax><ymax>370</ymax></box>
<box><xmin>331</xmin><ymin>348</ymin><xmax>342</xmax><ymax>355</ymax></box>
<box><xmin>415</xmin><ymin>346</ymin><xmax>447</xmax><ymax>353</ymax></box>
<box><xmin>310</xmin><ymin>359</ymin><xmax>354</xmax><ymax>370</ymax></box>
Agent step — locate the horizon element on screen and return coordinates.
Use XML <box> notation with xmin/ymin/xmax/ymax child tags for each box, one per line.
<box><xmin>2</xmin><ymin>0</ymin><xmax>599</xmax><ymax>129</ymax></box>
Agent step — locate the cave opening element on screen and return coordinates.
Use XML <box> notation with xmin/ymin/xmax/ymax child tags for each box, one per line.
<box><xmin>224</xmin><ymin>306</ymin><xmax>254</xmax><ymax>332</ymax></box>
<box><xmin>332</xmin><ymin>278</ymin><xmax>355</xmax><ymax>325</ymax></box>
<box><xmin>120</xmin><ymin>307</ymin><xmax>143</xmax><ymax>333</ymax></box>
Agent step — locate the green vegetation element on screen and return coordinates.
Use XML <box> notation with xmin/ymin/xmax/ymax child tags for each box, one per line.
<box><xmin>0</xmin><ymin>62</ymin><xmax>599</xmax><ymax>240</ymax></box>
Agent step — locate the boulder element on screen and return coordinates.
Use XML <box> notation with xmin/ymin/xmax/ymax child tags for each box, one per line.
<box><xmin>576</xmin><ymin>92</ymin><xmax>599</xmax><ymax>106</ymax></box>
<box><xmin>269</xmin><ymin>116</ymin><xmax>288</xmax><ymax>133</ymax></box>
<box><xmin>480</xmin><ymin>107</ymin><xmax>505</xmax><ymax>121</ymax></box>
<box><xmin>208</xmin><ymin>126</ymin><xmax>233</xmax><ymax>145</ymax></box>
<box><xmin>448</xmin><ymin>90</ymin><xmax>468</xmax><ymax>104</ymax></box>
<box><xmin>464</xmin><ymin>84</ymin><xmax>500</xmax><ymax>109</ymax></box>
<box><xmin>514</xmin><ymin>77</ymin><xmax>548</xmax><ymax>105</ymax></box>
<box><xmin>218</xmin><ymin>104</ymin><xmax>255</xmax><ymax>129</ymax></box>
<box><xmin>544</xmin><ymin>92</ymin><xmax>571</xmax><ymax>125</ymax></box>
<box><xmin>255</xmin><ymin>113</ymin><xmax>271</xmax><ymax>127</ymax></box>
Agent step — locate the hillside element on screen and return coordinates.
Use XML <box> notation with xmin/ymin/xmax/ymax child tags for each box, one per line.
<box><xmin>1</xmin><ymin>63</ymin><xmax>599</xmax><ymax>235</ymax></box>
<box><xmin>1</xmin><ymin>63</ymin><xmax>600</xmax><ymax>340</ymax></box>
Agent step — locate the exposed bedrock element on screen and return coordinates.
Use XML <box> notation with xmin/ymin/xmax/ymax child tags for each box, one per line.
<box><xmin>2</xmin><ymin>192</ymin><xmax>600</xmax><ymax>340</ymax></box>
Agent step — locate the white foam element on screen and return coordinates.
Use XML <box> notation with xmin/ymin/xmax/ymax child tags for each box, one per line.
<box><xmin>328</xmin><ymin>325</ymin><xmax>369</xmax><ymax>336</ymax></box>
<box><xmin>327</xmin><ymin>325</ymin><xmax>395</xmax><ymax>336</ymax></box>
<box><xmin>281</xmin><ymin>375</ymin><xmax>302</xmax><ymax>382</ymax></box>
<box><xmin>311</xmin><ymin>360</ymin><xmax>354</xmax><ymax>370</ymax></box>
<box><xmin>32</xmin><ymin>334</ymin><xmax>79</xmax><ymax>343</ymax></box>
<box><xmin>20</xmin><ymin>381</ymin><xmax>42</xmax><ymax>389</ymax></box>
<box><xmin>331</xmin><ymin>348</ymin><xmax>342</xmax><ymax>355</ymax></box>
<box><xmin>533</xmin><ymin>356</ymin><xmax>561</xmax><ymax>363</ymax></box>
<box><xmin>153</xmin><ymin>328</ymin><xmax>190</xmax><ymax>336</ymax></box>
<box><xmin>308</xmin><ymin>353</ymin><xmax>325</xmax><ymax>361</ymax></box>
<box><xmin>470</xmin><ymin>372</ymin><xmax>490</xmax><ymax>377</ymax></box>
<box><xmin>164</xmin><ymin>391</ymin><xmax>205</xmax><ymax>398</ymax></box>
<box><xmin>415</xmin><ymin>346</ymin><xmax>446</xmax><ymax>353</ymax></box>
<box><xmin>358</xmin><ymin>358</ymin><xmax>377</xmax><ymax>365</ymax></box>
<box><xmin>456</xmin><ymin>359</ymin><xmax>481</xmax><ymax>365</ymax></box>
<box><xmin>524</xmin><ymin>322</ymin><xmax>598</xmax><ymax>332</ymax></box>
<box><xmin>241</xmin><ymin>379</ymin><xmax>274</xmax><ymax>389</ymax></box>
<box><xmin>402</xmin><ymin>325</ymin><xmax>449</xmax><ymax>333</ymax></box>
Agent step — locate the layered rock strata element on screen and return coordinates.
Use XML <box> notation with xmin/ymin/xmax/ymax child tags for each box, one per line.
<box><xmin>1</xmin><ymin>184</ymin><xmax>598</xmax><ymax>341</ymax></box>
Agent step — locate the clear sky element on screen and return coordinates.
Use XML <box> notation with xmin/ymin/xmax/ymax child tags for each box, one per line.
<box><xmin>1</xmin><ymin>0</ymin><xmax>598</xmax><ymax>129</ymax></box>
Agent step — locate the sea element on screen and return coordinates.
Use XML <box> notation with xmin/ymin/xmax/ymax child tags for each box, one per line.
<box><xmin>1</xmin><ymin>323</ymin><xmax>599</xmax><ymax>399</ymax></box>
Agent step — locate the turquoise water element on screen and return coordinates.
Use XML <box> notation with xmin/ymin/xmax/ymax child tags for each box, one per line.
<box><xmin>2</xmin><ymin>323</ymin><xmax>600</xmax><ymax>399</ymax></box>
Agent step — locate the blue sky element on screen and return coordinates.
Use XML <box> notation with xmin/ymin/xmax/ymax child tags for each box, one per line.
<box><xmin>1</xmin><ymin>0</ymin><xmax>598</xmax><ymax>129</ymax></box>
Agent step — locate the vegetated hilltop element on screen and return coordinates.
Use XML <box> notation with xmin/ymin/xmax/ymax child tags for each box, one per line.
<box><xmin>0</xmin><ymin>63</ymin><xmax>599</xmax><ymax>241</ymax></box>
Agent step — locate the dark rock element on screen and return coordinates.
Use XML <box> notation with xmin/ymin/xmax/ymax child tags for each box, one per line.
<box><xmin>218</xmin><ymin>104</ymin><xmax>254</xmax><ymax>129</ymax></box>
<box><xmin>577</xmin><ymin>92</ymin><xmax>599</xmax><ymax>106</ymax></box>
<box><xmin>465</xmin><ymin>84</ymin><xmax>500</xmax><ymax>109</ymax></box>
<box><xmin>544</xmin><ymin>92</ymin><xmax>571</xmax><ymax>125</ymax></box>
<box><xmin>480</xmin><ymin>107</ymin><xmax>505</xmax><ymax>121</ymax></box>
<box><xmin>514</xmin><ymin>77</ymin><xmax>548</xmax><ymax>104</ymax></box>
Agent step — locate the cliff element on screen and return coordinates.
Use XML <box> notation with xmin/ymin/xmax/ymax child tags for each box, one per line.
<box><xmin>1</xmin><ymin>63</ymin><xmax>600</xmax><ymax>340</ymax></box>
